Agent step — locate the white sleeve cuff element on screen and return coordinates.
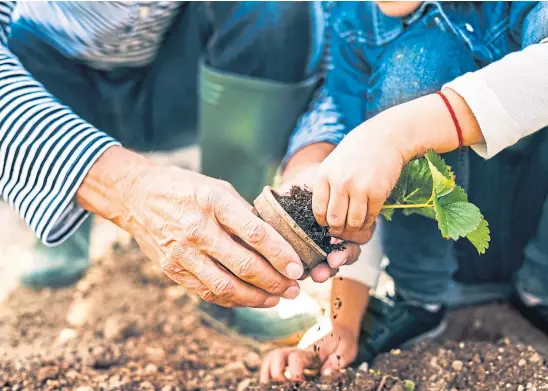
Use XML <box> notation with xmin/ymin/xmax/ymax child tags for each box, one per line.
<box><xmin>444</xmin><ymin>72</ymin><xmax>521</xmax><ymax>159</ymax></box>
<box><xmin>337</xmin><ymin>226</ymin><xmax>383</xmax><ymax>289</ymax></box>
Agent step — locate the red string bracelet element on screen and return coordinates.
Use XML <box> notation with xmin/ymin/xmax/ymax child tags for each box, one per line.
<box><xmin>435</xmin><ymin>91</ymin><xmax>463</xmax><ymax>147</ymax></box>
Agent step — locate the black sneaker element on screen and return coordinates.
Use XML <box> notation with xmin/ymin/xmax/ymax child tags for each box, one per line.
<box><xmin>356</xmin><ymin>294</ymin><xmax>447</xmax><ymax>364</ymax></box>
<box><xmin>511</xmin><ymin>292</ymin><xmax>548</xmax><ymax>335</ymax></box>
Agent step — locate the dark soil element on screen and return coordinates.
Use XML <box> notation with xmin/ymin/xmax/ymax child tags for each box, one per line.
<box><xmin>275</xmin><ymin>186</ymin><xmax>345</xmax><ymax>254</ymax></box>
<box><xmin>1</xmin><ymin>244</ymin><xmax>548</xmax><ymax>390</ymax></box>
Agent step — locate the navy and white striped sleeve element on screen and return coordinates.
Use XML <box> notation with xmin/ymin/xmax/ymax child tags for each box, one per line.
<box><xmin>0</xmin><ymin>1</ymin><xmax>121</xmax><ymax>246</ymax></box>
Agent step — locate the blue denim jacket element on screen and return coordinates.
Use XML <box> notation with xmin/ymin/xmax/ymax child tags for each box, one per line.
<box><xmin>285</xmin><ymin>1</ymin><xmax>548</xmax><ymax>164</ymax></box>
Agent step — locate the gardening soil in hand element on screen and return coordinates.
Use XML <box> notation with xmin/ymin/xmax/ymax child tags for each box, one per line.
<box><xmin>274</xmin><ymin>186</ymin><xmax>345</xmax><ymax>254</ymax></box>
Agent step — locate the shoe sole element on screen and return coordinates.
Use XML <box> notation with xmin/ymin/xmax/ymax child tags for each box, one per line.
<box><xmin>400</xmin><ymin>319</ymin><xmax>448</xmax><ymax>350</ymax></box>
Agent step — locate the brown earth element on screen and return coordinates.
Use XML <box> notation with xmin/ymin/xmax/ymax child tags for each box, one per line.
<box><xmin>1</xmin><ymin>243</ymin><xmax>548</xmax><ymax>391</ymax></box>
<box><xmin>275</xmin><ymin>186</ymin><xmax>344</xmax><ymax>254</ymax></box>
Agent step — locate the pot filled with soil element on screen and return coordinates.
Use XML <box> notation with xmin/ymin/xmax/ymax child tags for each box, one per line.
<box><xmin>253</xmin><ymin>186</ymin><xmax>344</xmax><ymax>270</ymax></box>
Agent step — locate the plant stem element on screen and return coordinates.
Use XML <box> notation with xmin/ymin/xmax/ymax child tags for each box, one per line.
<box><xmin>403</xmin><ymin>188</ymin><xmax>420</xmax><ymax>202</ymax></box>
<box><xmin>381</xmin><ymin>203</ymin><xmax>433</xmax><ymax>210</ymax></box>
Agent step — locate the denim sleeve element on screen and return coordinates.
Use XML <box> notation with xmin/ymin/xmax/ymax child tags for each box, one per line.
<box><xmin>283</xmin><ymin>3</ymin><xmax>370</xmax><ymax>167</ymax></box>
<box><xmin>519</xmin><ymin>2</ymin><xmax>548</xmax><ymax>48</ymax></box>
<box><xmin>282</xmin><ymin>85</ymin><xmax>346</xmax><ymax>167</ymax></box>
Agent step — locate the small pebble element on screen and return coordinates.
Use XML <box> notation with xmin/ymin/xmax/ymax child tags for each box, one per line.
<box><xmin>140</xmin><ymin>381</ymin><xmax>155</xmax><ymax>390</ymax></box>
<box><xmin>451</xmin><ymin>360</ymin><xmax>463</xmax><ymax>372</ymax></box>
<box><xmin>146</xmin><ymin>347</ymin><xmax>166</xmax><ymax>363</ymax></box>
<box><xmin>37</xmin><ymin>366</ymin><xmax>59</xmax><ymax>382</ymax></box>
<box><xmin>144</xmin><ymin>364</ymin><xmax>157</xmax><ymax>374</ymax></box>
<box><xmin>57</xmin><ymin>328</ymin><xmax>78</xmax><ymax>345</ymax></box>
<box><xmin>243</xmin><ymin>352</ymin><xmax>261</xmax><ymax>371</ymax></box>
<box><xmin>518</xmin><ymin>359</ymin><xmax>527</xmax><ymax>367</ymax></box>
<box><xmin>529</xmin><ymin>353</ymin><xmax>542</xmax><ymax>364</ymax></box>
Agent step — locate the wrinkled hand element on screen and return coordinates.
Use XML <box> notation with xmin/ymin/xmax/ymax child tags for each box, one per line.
<box><xmin>279</xmin><ymin>164</ymin><xmax>367</xmax><ymax>283</ymax></box>
<box><xmin>260</xmin><ymin>324</ymin><xmax>359</xmax><ymax>383</ymax></box>
<box><xmin>313</xmin><ymin>114</ymin><xmax>407</xmax><ymax>244</ymax></box>
<box><xmin>112</xmin><ymin>164</ymin><xmax>305</xmax><ymax>308</ymax></box>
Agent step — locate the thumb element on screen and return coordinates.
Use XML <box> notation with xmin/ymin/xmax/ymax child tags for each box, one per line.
<box><xmin>321</xmin><ymin>342</ymin><xmax>356</xmax><ymax>376</ymax></box>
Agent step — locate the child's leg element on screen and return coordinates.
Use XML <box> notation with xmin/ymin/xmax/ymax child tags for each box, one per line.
<box><xmin>365</xmin><ymin>11</ymin><xmax>478</xmax><ymax>305</ymax></box>
<box><xmin>514</xmin><ymin>132</ymin><xmax>548</xmax><ymax>310</ymax></box>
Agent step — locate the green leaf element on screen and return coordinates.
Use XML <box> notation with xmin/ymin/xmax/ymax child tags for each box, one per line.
<box><xmin>428</xmin><ymin>158</ymin><xmax>455</xmax><ymax>197</ymax></box>
<box><xmin>380</xmin><ymin>208</ymin><xmax>395</xmax><ymax>221</ymax></box>
<box><xmin>440</xmin><ymin>185</ymin><xmax>468</xmax><ymax>203</ymax></box>
<box><xmin>381</xmin><ymin>151</ymin><xmax>489</xmax><ymax>254</ymax></box>
<box><xmin>425</xmin><ymin>150</ymin><xmax>453</xmax><ymax>179</ymax></box>
<box><xmin>466</xmin><ymin>217</ymin><xmax>490</xmax><ymax>254</ymax></box>
<box><xmin>390</xmin><ymin>159</ymin><xmax>432</xmax><ymax>204</ymax></box>
<box><xmin>433</xmin><ymin>198</ymin><xmax>482</xmax><ymax>240</ymax></box>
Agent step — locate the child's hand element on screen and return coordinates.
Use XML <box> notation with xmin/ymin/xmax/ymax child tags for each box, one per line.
<box><xmin>312</xmin><ymin>114</ymin><xmax>407</xmax><ymax>244</ymax></box>
<box><xmin>278</xmin><ymin>163</ymin><xmax>366</xmax><ymax>282</ymax></box>
<box><xmin>312</xmin><ymin>92</ymin><xmax>470</xmax><ymax>243</ymax></box>
<box><xmin>259</xmin><ymin>325</ymin><xmax>359</xmax><ymax>383</ymax></box>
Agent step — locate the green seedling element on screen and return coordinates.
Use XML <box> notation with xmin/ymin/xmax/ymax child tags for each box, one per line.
<box><xmin>381</xmin><ymin>150</ymin><xmax>490</xmax><ymax>254</ymax></box>
<box><xmin>403</xmin><ymin>379</ymin><xmax>416</xmax><ymax>391</ymax></box>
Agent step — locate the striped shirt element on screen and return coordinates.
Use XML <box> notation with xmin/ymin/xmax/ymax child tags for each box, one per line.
<box><xmin>0</xmin><ymin>2</ymin><xmax>183</xmax><ymax>245</ymax></box>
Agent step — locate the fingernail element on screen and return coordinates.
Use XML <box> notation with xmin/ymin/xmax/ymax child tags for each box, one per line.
<box><xmin>285</xmin><ymin>262</ymin><xmax>304</xmax><ymax>279</ymax></box>
<box><xmin>282</xmin><ymin>285</ymin><xmax>300</xmax><ymax>300</ymax></box>
<box><xmin>263</xmin><ymin>296</ymin><xmax>279</xmax><ymax>307</ymax></box>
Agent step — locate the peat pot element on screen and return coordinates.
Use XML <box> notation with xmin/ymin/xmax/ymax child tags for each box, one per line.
<box><xmin>253</xmin><ymin>186</ymin><xmax>327</xmax><ymax>271</ymax></box>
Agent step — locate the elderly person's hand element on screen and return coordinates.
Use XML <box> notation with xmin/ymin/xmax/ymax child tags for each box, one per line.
<box><xmin>77</xmin><ymin>146</ymin><xmax>304</xmax><ymax>308</ymax></box>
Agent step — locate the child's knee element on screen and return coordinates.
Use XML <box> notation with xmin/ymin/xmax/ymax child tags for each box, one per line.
<box><xmin>368</xmin><ymin>31</ymin><xmax>478</xmax><ymax>116</ymax></box>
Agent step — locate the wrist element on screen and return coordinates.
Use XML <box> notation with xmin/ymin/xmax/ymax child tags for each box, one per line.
<box><xmin>76</xmin><ymin>146</ymin><xmax>155</xmax><ymax>228</ymax></box>
<box><xmin>399</xmin><ymin>95</ymin><xmax>460</xmax><ymax>162</ymax></box>
<box><xmin>378</xmin><ymin>89</ymin><xmax>482</xmax><ymax>164</ymax></box>
<box><xmin>283</xmin><ymin>142</ymin><xmax>336</xmax><ymax>180</ymax></box>
<box><xmin>332</xmin><ymin>321</ymin><xmax>360</xmax><ymax>342</ymax></box>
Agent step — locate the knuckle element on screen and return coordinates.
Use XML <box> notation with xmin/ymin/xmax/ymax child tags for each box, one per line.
<box><xmin>328</xmin><ymin>213</ymin><xmax>343</xmax><ymax>226</ymax></box>
<box><xmin>347</xmin><ymin>219</ymin><xmax>363</xmax><ymax>229</ymax></box>
<box><xmin>268</xmin><ymin>245</ymin><xmax>286</xmax><ymax>264</ymax></box>
<box><xmin>161</xmin><ymin>259</ymin><xmax>182</xmax><ymax>276</ymax></box>
<box><xmin>266</xmin><ymin>277</ymin><xmax>284</xmax><ymax>295</ymax></box>
<box><xmin>217</xmin><ymin>179</ymin><xmax>235</xmax><ymax>192</ymax></box>
<box><xmin>242</xmin><ymin>220</ymin><xmax>267</xmax><ymax>245</ymax></box>
<box><xmin>364</xmin><ymin>215</ymin><xmax>377</xmax><ymax>228</ymax></box>
<box><xmin>200</xmin><ymin>186</ymin><xmax>223</xmax><ymax>213</ymax></box>
<box><xmin>235</xmin><ymin>254</ymin><xmax>257</xmax><ymax>280</ymax></box>
<box><xmin>340</xmin><ymin>176</ymin><xmax>355</xmax><ymax>189</ymax></box>
<box><xmin>183</xmin><ymin>217</ymin><xmax>207</xmax><ymax>245</ymax></box>
<box><xmin>200</xmin><ymin>290</ymin><xmax>217</xmax><ymax>303</ymax></box>
<box><xmin>213</xmin><ymin>278</ymin><xmax>235</xmax><ymax>299</ymax></box>
<box><xmin>249</xmin><ymin>289</ymin><xmax>267</xmax><ymax>307</ymax></box>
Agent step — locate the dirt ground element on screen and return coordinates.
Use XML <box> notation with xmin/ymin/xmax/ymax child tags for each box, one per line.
<box><xmin>1</xmin><ymin>240</ymin><xmax>548</xmax><ymax>391</ymax></box>
<box><xmin>1</xmin><ymin>145</ymin><xmax>548</xmax><ymax>390</ymax></box>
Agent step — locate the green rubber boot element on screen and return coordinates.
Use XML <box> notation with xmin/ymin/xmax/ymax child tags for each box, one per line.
<box><xmin>199</xmin><ymin>61</ymin><xmax>317</xmax><ymax>201</ymax></box>
<box><xmin>20</xmin><ymin>218</ymin><xmax>92</xmax><ymax>289</ymax></box>
<box><xmin>199</xmin><ymin>62</ymin><xmax>318</xmax><ymax>342</ymax></box>
<box><xmin>233</xmin><ymin>293</ymin><xmax>322</xmax><ymax>345</ymax></box>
